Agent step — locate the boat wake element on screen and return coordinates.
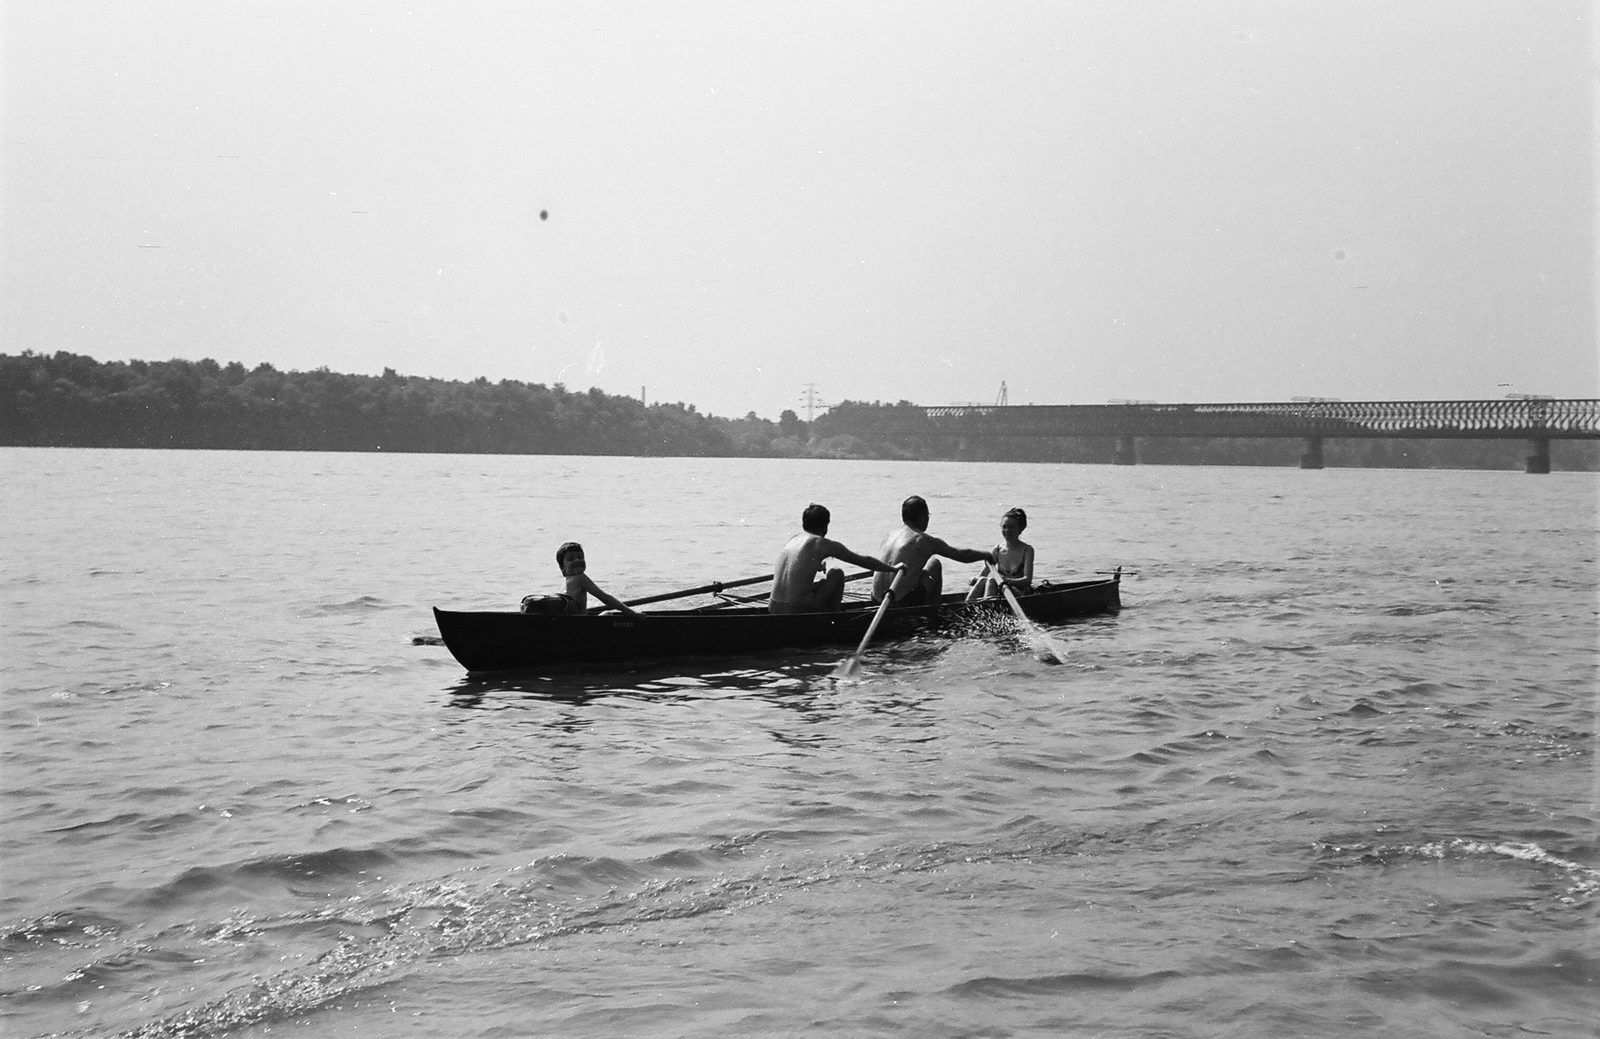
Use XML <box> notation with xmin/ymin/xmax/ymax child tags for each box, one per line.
<box><xmin>13</xmin><ymin>814</ymin><xmax>1592</xmax><ymax>1039</ymax></box>
<box><xmin>1313</xmin><ymin>836</ymin><xmax>1600</xmax><ymax>905</ymax></box>
<box><xmin>98</xmin><ymin>828</ymin><xmax>1125</xmax><ymax>1038</ymax></box>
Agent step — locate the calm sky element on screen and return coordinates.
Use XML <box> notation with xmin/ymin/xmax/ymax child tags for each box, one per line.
<box><xmin>3</xmin><ymin>1</ymin><xmax>1594</xmax><ymax>418</ymax></box>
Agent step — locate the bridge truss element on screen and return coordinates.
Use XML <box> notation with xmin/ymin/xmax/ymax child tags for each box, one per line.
<box><xmin>918</xmin><ymin>399</ymin><xmax>1600</xmax><ymax>472</ymax></box>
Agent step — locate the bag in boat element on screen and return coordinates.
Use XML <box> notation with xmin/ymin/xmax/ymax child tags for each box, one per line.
<box><xmin>519</xmin><ymin>594</ymin><xmax>578</xmax><ymax>615</ymax></box>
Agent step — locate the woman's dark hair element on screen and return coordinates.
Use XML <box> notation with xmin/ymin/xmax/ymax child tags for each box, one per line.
<box><xmin>1003</xmin><ymin>507</ymin><xmax>1027</xmax><ymax>532</ymax></box>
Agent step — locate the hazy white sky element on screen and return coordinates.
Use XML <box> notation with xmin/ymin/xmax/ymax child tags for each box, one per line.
<box><xmin>3</xmin><ymin>1</ymin><xmax>1594</xmax><ymax>418</ymax></box>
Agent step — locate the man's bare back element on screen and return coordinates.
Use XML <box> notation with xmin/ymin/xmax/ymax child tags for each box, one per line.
<box><xmin>772</xmin><ymin>532</ymin><xmax>838</xmax><ymax>606</ymax></box>
<box><xmin>872</xmin><ymin>496</ymin><xmax>995</xmax><ymax>604</ymax></box>
<box><xmin>771</xmin><ymin>505</ymin><xmax>894</xmax><ymax>614</ymax></box>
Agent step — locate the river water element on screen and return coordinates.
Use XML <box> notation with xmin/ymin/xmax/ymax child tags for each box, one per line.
<box><xmin>2</xmin><ymin>448</ymin><xmax>1595</xmax><ymax>1038</ymax></box>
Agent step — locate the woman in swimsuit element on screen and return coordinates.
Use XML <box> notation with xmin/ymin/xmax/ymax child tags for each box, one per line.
<box><xmin>967</xmin><ymin>507</ymin><xmax>1034</xmax><ymax>600</ymax></box>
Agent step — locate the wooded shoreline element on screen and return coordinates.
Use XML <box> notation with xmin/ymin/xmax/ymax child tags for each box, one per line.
<box><xmin>4</xmin><ymin>352</ymin><xmax>1594</xmax><ymax>470</ymax></box>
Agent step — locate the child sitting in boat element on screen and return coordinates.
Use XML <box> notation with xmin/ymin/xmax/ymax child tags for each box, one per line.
<box><xmin>521</xmin><ymin>542</ymin><xmax>638</xmax><ymax>615</ymax></box>
<box><xmin>967</xmin><ymin>507</ymin><xmax>1035</xmax><ymax>600</ymax></box>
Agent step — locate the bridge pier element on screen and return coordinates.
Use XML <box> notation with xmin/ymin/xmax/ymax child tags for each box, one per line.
<box><xmin>1114</xmin><ymin>436</ymin><xmax>1138</xmax><ymax>465</ymax></box>
<box><xmin>1526</xmin><ymin>437</ymin><xmax>1551</xmax><ymax>474</ymax></box>
<box><xmin>1300</xmin><ymin>436</ymin><xmax>1324</xmax><ymax>470</ymax></box>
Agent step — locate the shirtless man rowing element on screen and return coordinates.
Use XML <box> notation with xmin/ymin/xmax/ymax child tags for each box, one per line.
<box><xmin>871</xmin><ymin>495</ymin><xmax>997</xmax><ymax>606</ymax></box>
<box><xmin>770</xmin><ymin>503</ymin><xmax>899</xmax><ymax>614</ymax></box>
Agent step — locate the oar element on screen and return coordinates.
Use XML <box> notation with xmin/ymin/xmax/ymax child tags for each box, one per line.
<box><xmin>587</xmin><ymin>572</ymin><xmax>773</xmax><ymax>613</ymax></box>
<box><xmin>834</xmin><ymin>592</ymin><xmax>895</xmax><ymax>678</ymax></box>
<box><xmin>700</xmin><ymin>570</ymin><xmax>878</xmax><ymax>610</ymax></box>
<box><xmin>999</xmin><ymin>583</ymin><xmax>1068</xmax><ymax>664</ymax></box>
<box><xmin>973</xmin><ymin>562</ymin><xmax>1066</xmax><ymax>663</ymax></box>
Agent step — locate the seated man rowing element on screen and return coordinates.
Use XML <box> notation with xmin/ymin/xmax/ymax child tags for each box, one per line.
<box><xmin>872</xmin><ymin>495</ymin><xmax>997</xmax><ymax>606</ymax></box>
<box><xmin>771</xmin><ymin>503</ymin><xmax>900</xmax><ymax>614</ymax></box>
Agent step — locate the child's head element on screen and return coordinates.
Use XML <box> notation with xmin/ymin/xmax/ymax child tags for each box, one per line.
<box><xmin>802</xmin><ymin>503</ymin><xmax>831</xmax><ymax>535</ymax></box>
<box><xmin>555</xmin><ymin>541</ymin><xmax>585</xmax><ymax>574</ymax></box>
<box><xmin>1001</xmin><ymin>508</ymin><xmax>1027</xmax><ymax>537</ymax></box>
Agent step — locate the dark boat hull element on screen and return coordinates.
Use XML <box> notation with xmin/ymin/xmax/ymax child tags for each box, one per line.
<box><xmin>432</xmin><ymin>576</ymin><xmax>1120</xmax><ymax>673</ymax></box>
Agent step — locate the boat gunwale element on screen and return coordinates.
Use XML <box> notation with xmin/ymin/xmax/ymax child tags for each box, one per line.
<box><xmin>436</xmin><ymin>574</ymin><xmax>1120</xmax><ymax>621</ymax></box>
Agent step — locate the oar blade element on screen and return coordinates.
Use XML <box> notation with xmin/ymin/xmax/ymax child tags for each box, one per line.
<box><xmin>1000</xmin><ymin>585</ymin><xmax>1068</xmax><ymax>663</ymax></box>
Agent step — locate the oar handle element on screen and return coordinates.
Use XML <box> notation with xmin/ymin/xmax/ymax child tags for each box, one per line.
<box><xmin>588</xmin><ymin>572</ymin><xmax>774</xmax><ymax>613</ymax></box>
<box><xmin>740</xmin><ymin>569</ymin><xmax>875</xmax><ymax>599</ymax></box>
<box><xmin>698</xmin><ymin>570</ymin><xmax>877</xmax><ymax>611</ymax></box>
<box><xmin>595</xmin><ymin>569</ymin><xmax>880</xmax><ymax>613</ymax></box>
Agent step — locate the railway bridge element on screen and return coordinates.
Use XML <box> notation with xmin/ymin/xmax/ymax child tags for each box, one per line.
<box><xmin>917</xmin><ymin>398</ymin><xmax>1600</xmax><ymax>472</ymax></box>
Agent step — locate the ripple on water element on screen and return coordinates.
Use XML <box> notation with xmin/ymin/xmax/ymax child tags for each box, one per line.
<box><xmin>4</xmin><ymin>454</ymin><xmax>1594</xmax><ymax>1038</ymax></box>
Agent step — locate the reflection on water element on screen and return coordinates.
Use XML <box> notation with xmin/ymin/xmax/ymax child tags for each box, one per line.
<box><xmin>434</xmin><ymin>606</ymin><xmax>1107</xmax><ymax>711</ymax></box>
<box><xmin>434</xmin><ymin>620</ymin><xmax>1077</xmax><ymax>712</ymax></box>
<box><xmin>446</xmin><ymin>656</ymin><xmax>837</xmax><ymax>707</ymax></box>
<box><xmin>443</xmin><ymin>653</ymin><xmax>938</xmax><ymax>713</ymax></box>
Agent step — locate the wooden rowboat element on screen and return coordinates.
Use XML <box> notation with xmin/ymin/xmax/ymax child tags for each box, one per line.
<box><xmin>432</xmin><ymin>574</ymin><xmax>1121</xmax><ymax>673</ymax></box>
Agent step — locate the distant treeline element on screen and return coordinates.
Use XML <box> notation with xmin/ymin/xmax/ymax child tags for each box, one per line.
<box><xmin>3</xmin><ymin>352</ymin><xmax>1594</xmax><ymax>470</ymax></box>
